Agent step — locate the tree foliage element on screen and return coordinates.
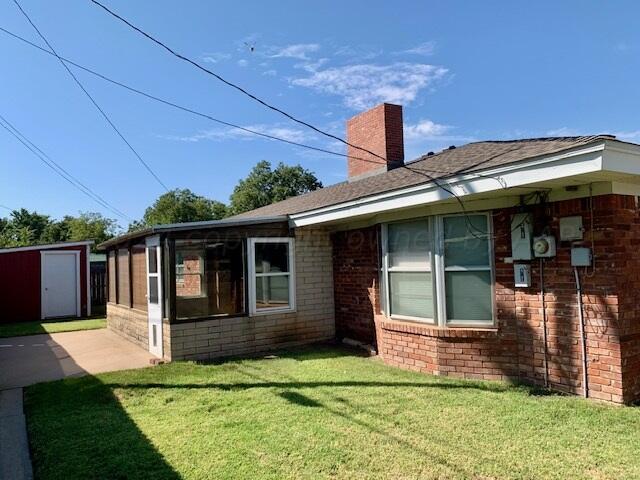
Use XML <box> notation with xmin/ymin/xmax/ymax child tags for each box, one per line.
<box><xmin>0</xmin><ymin>209</ymin><xmax>118</xmax><ymax>251</ymax></box>
<box><xmin>229</xmin><ymin>161</ymin><xmax>322</xmax><ymax>215</ymax></box>
<box><xmin>131</xmin><ymin>189</ymin><xmax>228</xmax><ymax>231</ymax></box>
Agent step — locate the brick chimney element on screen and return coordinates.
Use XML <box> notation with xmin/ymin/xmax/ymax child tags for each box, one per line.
<box><xmin>346</xmin><ymin>103</ymin><xmax>404</xmax><ymax>181</ymax></box>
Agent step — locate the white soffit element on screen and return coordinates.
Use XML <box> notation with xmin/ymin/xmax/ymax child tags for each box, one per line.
<box><xmin>290</xmin><ymin>142</ymin><xmax>615</xmax><ymax>227</ymax></box>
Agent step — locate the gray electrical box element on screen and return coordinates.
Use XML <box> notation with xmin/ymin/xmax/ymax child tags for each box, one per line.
<box><xmin>511</xmin><ymin>213</ymin><xmax>533</xmax><ymax>260</ymax></box>
<box><xmin>560</xmin><ymin>216</ymin><xmax>583</xmax><ymax>241</ymax></box>
<box><xmin>571</xmin><ymin>247</ymin><xmax>592</xmax><ymax>267</ymax></box>
<box><xmin>514</xmin><ymin>263</ymin><xmax>532</xmax><ymax>288</ymax></box>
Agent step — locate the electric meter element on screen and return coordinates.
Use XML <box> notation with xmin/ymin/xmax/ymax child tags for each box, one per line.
<box><xmin>532</xmin><ymin>235</ymin><xmax>556</xmax><ymax>258</ymax></box>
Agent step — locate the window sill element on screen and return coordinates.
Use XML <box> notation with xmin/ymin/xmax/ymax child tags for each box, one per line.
<box><xmin>376</xmin><ymin>315</ymin><xmax>498</xmax><ymax>339</ymax></box>
<box><xmin>249</xmin><ymin>307</ymin><xmax>296</xmax><ymax>317</ymax></box>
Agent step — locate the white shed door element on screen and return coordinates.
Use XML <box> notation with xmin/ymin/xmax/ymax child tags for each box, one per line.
<box><xmin>42</xmin><ymin>251</ymin><xmax>79</xmax><ymax>319</ymax></box>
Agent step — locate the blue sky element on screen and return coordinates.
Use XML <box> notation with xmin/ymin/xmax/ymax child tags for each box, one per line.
<box><xmin>1</xmin><ymin>1</ymin><xmax>639</xmax><ymax>227</ymax></box>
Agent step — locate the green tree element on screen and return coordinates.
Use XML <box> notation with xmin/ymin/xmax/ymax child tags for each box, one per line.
<box><xmin>64</xmin><ymin>212</ymin><xmax>118</xmax><ymax>250</ymax></box>
<box><xmin>7</xmin><ymin>208</ymin><xmax>52</xmax><ymax>244</ymax></box>
<box><xmin>229</xmin><ymin>161</ymin><xmax>322</xmax><ymax>215</ymax></box>
<box><xmin>0</xmin><ymin>223</ymin><xmax>34</xmax><ymax>248</ymax></box>
<box><xmin>133</xmin><ymin>189</ymin><xmax>227</xmax><ymax>230</ymax></box>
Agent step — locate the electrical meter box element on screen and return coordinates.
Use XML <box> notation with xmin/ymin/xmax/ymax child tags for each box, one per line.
<box><xmin>559</xmin><ymin>216</ymin><xmax>584</xmax><ymax>241</ymax></box>
<box><xmin>571</xmin><ymin>247</ymin><xmax>592</xmax><ymax>267</ymax></box>
<box><xmin>533</xmin><ymin>235</ymin><xmax>556</xmax><ymax>258</ymax></box>
<box><xmin>514</xmin><ymin>263</ymin><xmax>532</xmax><ymax>288</ymax></box>
<box><xmin>511</xmin><ymin>213</ymin><xmax>533</xmax><ymax>260</ymax></box>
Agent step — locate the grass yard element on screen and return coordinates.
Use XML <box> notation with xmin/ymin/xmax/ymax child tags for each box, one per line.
<box><xmin>25</xmin><ymin>346</ymin><xmax>640</xmax><ymax>480</ymax></box>
<box><xmin>0</xmin><ymin>317</ymin><xmax>106</xmax><ymax>338</ymax></box>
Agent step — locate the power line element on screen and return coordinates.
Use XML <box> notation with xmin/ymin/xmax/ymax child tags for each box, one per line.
<box><xmin>2</xmin><ymin>24</ymin><xmax>513</xmax><ymax>238</ymax></box>
<box><xmin>0</xmin><ymin>25</ymin><xmax>512</xmax><ymax>186</ymax></box>
<box><xmin>0</xmin><ymin>113</ymin><xmax>133</xmax><ymax>222</ymax></box>
<box><xmin>0</xmin><ymin>204</ymin><xmax>14</xmax><ymax>212</ymax></box>
<box><xmin>89</xmin><ymin>0</ymin><xmax>389</xmax><ymax>163</ymax></box>
<box><xmin>2</xmin><ymin>8</ymin><xmax>523</xmax><ymax>238</ymax></box>
<box><xmin>12</xmin><ymin>0</ymin><xmax>169</xmax><ymax>192</ymax></box>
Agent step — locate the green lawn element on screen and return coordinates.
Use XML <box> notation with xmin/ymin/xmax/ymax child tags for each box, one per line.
<box><xmin>25</xmin><ymin>346</ymin><xmax>640</xmax><ymax>480</ymax></box>
<box><xmin>0</xmin><ymin>317</ymin><xmax>106</xmax><ymax>338</ymax></box>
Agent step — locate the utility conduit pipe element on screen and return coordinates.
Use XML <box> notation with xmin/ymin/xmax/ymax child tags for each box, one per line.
<box><xmin>573</xmin><ymin>267</ymin><xmax>588</xmax><ymax>398</ymax></box>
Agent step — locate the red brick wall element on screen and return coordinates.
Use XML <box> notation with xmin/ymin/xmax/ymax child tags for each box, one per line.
<box><xmin>332</xmin><ymin>194</ymin><xmax>640</xmax><ymax>403</ymax></box>
<box><xmin>332</xmin><ymin>226</ymin><xmax>380</xmax><ymax>345</ymax></box>
<box><xmin>346</xmin><ymin>103</ymin><xmax>404</xmax><ymax>179</ymax></box>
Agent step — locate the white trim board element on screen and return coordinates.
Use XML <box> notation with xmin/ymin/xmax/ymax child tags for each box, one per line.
<box><xmin>289</xmin><ymin>140</ymin><xmax>640</xmax><ymax>228</ymax></box>
<box><xmin>290</xmin><ymin>147</ymin><xmax>606</xmax><ymax>227</ymax></box>
<box><xmin>86</xmin><ymin>244</ymin><xmax>91</xmax><ymax>317</ymax></box>
<box><xmin>0</xmin><ymin>240</ymin><xmax>93</xmax><ymax>255</ymax></box>
<box><xmin>40</xmin><ymin>250</ymin><xmax>81</xmax><ymax>320</ymax></box>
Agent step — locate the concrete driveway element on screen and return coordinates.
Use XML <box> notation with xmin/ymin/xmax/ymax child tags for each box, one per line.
<box><xmin>0</xmin><ymin>328</ymin><xmax>155</xmax><ymax>389</ymax></box>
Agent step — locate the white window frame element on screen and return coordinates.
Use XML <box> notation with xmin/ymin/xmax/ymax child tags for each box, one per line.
<box><xmin>438</xmin><ymin>213</ymin><xmax>495</xmax><ymax>326</ymax></box>
<box><xmin>248</xmin><ymin>237</ymin><xmax>296</xmax><ymax>316</ymax></box>
<box><xmin>381</xmin><ymin>220</ymin><xmax>436</xmax><ymax>324</ymax></box>
<box><xmin>381</xmin><ymin>212</ymin><xmax>495</xmax><ymax>327</ymax></box>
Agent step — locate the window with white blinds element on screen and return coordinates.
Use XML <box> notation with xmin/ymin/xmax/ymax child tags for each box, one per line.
<box><xmin>382</xmin><ymin>213</ymin><xmax>493</xmax><ymax>326</ymax></box>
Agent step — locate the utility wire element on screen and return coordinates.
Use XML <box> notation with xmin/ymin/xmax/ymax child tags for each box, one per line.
<box><xmin>0</xmin><ymin>113</ymin><xmax>133</xmax><ymax>222</ymax></box>
<box><xmin>13</xmin><ymin>0</ymin><xmax>169</xmax><ymax>192</ymax></box>
<box><xmin>0</xmin><ymin>25</ymin><xmax>512</xmax><ymax>187</ymax></box>
<box><xmin>4</xmin><ymin>6</ymin><xmax>526</xmax><ymax>237</ymax></box>
<box><xmin>0</xmin><ymin>204</ymin><xmax>14</xmax><ymax>212</ymax></box>
<box><xmin>89</xmin><ymin>0</ymin><xmax>389</xmax><ymax>163</ymax></box>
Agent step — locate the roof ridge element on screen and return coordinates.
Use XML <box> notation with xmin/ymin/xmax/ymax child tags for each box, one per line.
<box><xmin>467</xmin><ymin>134</ymin><xmax>616</xmax><ymax>144</ymax></box>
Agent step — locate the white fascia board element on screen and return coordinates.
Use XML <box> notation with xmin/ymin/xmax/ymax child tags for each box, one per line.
<box><xmin>602</xmin><ymin>141</ymin><xmax>640</xmax><ymax>176</ymax></box>
<box><xmin>290</xmin><ymin>144</ymin><xmax>606</xmax><ymax>227</ymax></box>
<box><xmin>0</xmin><ymin>240</ymin><xmax>94</xmax><ymax>255</ymax></box>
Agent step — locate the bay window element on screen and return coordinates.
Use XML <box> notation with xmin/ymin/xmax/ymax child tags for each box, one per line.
<box><xmin>248</xmin><ymin>238</ymin><xmax>295</xmax><ymax>315</ymax></box>
<box><xmin>385</xmin><ymin>220</ymin><xmax>435</xmax><ymax>322</ymax></box>
<box><xmin>442</xmin><ymin>215</ymin><xmax>493</xmax><ymax>324</ymax></box>
<box><xmin>382</xmin><ymin>213</ymin><xmax>493</xmax><ymax>326</ymax></box>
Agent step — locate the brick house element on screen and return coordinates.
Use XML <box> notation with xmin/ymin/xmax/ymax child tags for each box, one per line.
<box><xmin>101</xmin><ymin>103</ymin><xmax>640</xmax><ymax>404</ymax></box>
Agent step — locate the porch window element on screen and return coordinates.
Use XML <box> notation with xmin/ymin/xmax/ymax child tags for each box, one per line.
<box><xmin>107</xmin><ymin>250</ymin><xmax>116</xmax><ymax>303</ymax></box>
<box><xmin>382</xmin><ymin>213</ymin><xmax>494</xmax><ymax>326</ymax></box>
<box><xmin>175</xmin><ymin>240</ymin><xmax>245</xmax><ymax>319</ymax></box>
<box><xmin>248</xmin><ymin>238</ymin><xmax>295</xmax><ymax>315</ymax></box>
<box><xmin>116</xmin><ymin>248</ymin><xmax>130</xmax><ymax>306</ymax></box>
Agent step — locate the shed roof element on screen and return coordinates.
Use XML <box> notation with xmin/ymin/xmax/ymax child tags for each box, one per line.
<box><xmin>0</xmin><ymin>240</ymin><xmax>93</xmax><ymax>255</ymax></box>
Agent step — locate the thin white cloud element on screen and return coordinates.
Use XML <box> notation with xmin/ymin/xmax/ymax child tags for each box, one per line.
<box><xmin>334</xmin><ymin>45</ymin><xmax>382</xmax><ymax>61</ymax></box>
<box><xmin>404</xmin><ymin>120</ymin><xmax>451</xmax><ymax>140</ymax></box>
<box><xmin>237</xmin><ymin>59</ymin><xmax>249</xmax><ymax>67</ymax></box>
<box><xmin>291</xmin><ymin>63</ymin><xmax>448</xmax><ymax>110</ymax></box>
<box><xmin>202</xmin><ymin>52</ymin><xmax>231</xmax><ymax>64</ymax></box>
<box><xmin>545</xmin><ymin>127</ymin><xmax>581</xmax><ymax>137</ymax></box>
<box><xmin>614</xmin><ymin>41</ymin><xmax>634</xmax><ymax>53</ymax></box>
<box><xmin>399</xmin><ymin>41</ymin><xmax>436</xmax><ymax>56</ymax></box>
<box><xmin>165</xmin><ymin>124</ymin><xmax>314</xmax><ymax>144</ymax></box>
<box><xmin>615</xmin><ymin>130</ymin><xmax>640</xmax><ymax>142</ymax></box>
<box><xmin>269</xmin><ymin>43</ymin><xmax>320</xmax><ymax>60</ymax></box>
<box><xmin>262</xmin><ymin>69</ymin><xmax>277</xmax><ymax>76</ymax></box>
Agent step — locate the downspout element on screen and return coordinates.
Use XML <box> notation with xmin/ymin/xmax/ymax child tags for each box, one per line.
<box><xmin>540</xmin><ymin>258</ymin><xmax>549</xmax><ymax>388</ymax></box>
<box><xmin>573</xmin><ymin>267</ymin><xmax>589</xmax><ymax>398</ymax></box>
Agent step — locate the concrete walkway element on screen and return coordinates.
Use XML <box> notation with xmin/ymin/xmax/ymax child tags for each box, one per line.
<box><xmin>0</xmin><ymin>389</ymin><xmax>33</xmax><ymax>480</ymax></box>
<box><xmin>0</xmin><ymin>328</ymin><xmax>155</xmax><ymax>479</ymax></box>
<box><xmin>0</xmin><ymin>328</ymin><xmax>155</xmax><ymax>389</ymax></box>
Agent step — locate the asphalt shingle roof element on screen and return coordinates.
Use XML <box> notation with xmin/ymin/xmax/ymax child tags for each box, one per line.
<box><xmin>233</xmin><ymin>136</ymin><xmax>614</xmax><ymax>219</ymax></box>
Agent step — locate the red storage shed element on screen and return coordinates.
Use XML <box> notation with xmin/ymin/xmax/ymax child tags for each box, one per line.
<box><xmin>0</xmin><ymin>241</ymin><xmax>93</xmax><ymax>323</ymax></box>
